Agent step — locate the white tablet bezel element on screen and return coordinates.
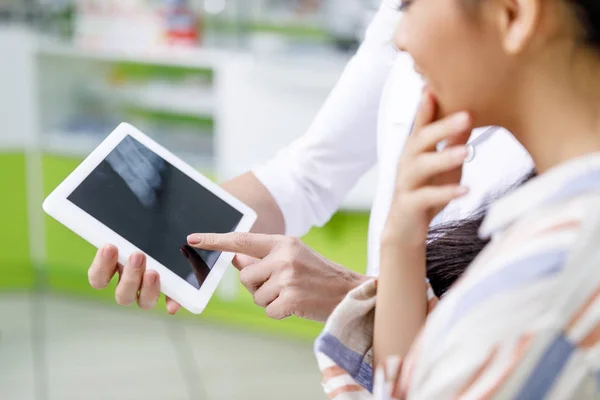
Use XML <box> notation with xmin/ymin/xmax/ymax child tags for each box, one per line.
<box><xmin>43</xmin><ymin>122</ymin><xmax>257</xmax><ymax>314</ymax></box>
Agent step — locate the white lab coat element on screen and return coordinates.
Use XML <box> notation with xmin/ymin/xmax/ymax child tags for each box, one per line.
<box><xmin>253</xmin><ymin>1</ymin><xmax>534</xmax><ymax>275</ymax></box>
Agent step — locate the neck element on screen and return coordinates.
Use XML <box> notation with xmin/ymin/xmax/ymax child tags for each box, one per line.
<box><xmin>504</xmin><ymin>54</ymin><xmax>600</xmax><ymax>173</ymax></box>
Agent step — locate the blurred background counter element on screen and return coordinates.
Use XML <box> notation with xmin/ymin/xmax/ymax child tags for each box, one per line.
<box><xmin>0</xmin><ymin>0</ymin><xmax>380</xmax><ymax>341</ymax></box>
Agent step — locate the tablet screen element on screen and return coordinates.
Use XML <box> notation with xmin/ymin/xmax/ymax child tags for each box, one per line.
<box><xmin>68</xmin><ymin>135</ymin><xmax>243</xmax><ymax>289</ymax></box>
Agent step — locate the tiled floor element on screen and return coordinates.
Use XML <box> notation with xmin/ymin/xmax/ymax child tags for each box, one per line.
<box><xmin>0</xmin><ymin>293</ymin><xmax>326</xmax><ymax>400</ymax></box>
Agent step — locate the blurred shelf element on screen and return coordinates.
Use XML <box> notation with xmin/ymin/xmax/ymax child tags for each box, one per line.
<box><xmin>42</xmin><ymin>130</ymin><xmax>104</xmax><ymax>157</ymax></box>
<box><xmin>36</xmin><ymin>38</ymin><xmax>228</xmax><ymax>69</ymax></box>
<box><xmin>42</xmin><ymin>130</ymin><xmax>214</xmax><ymax>171</ymax></box>
<box><xmin>0</xmin><ymin>135</ymin><xmax>32</xmax><ymax>150</ymax></box>
<box><xmin>206</xmin><ymin>16</ymin><xmax>332</xmax><ymax>41</ymax></box>
<box><xmin>35</xmin><ymin>36</ymin><xmax>351</xmax><ymax>76</ymax></box>
<box><xmin>87</xmin><ymin>83</ymin><xmax>214</xmax><ymax>119</ymax></box>
<box><xmin>121</xmin><ymin>87</ymin><xmax>213</xmax><ymax>117</ymax></box>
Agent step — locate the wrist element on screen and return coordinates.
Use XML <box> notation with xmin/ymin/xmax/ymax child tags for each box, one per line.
<box><xmin>348</xmin><ymin>270</ymin><xmax>371</xmax><ymax>289</ymax></box>
<box><xmin>319</xmin><ymin>266</ymin><xmax>370</xmax><ymax>322</ymax></box>
<box><xmin>380</xmin><ymin>230</ymin><xmax>427</xmax><ymax>251</ymax></box>
<box><xmin>379</xmin><ymin>234</ymin><xmax>427</xmax><ymax>276</ymax></box>
<box><xmin>382</xmin><ymin>208</ymin><xmax>430</xmax><ymax>248</ymax></box>
<box><xmin>335</xmin><ymin>263</ymin><xmax>368</xmax><ymax>288</ymax></box>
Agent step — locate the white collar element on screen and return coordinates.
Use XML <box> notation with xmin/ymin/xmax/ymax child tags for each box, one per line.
<box><xmin>464</xmin><ymin>126</ymin><xmax>501</xmax><ymax>163</ymax></box>
<box><xmin>479</xmin><ymin>152</ymin><xmax>600</xmax><ymax>238</ymax></box>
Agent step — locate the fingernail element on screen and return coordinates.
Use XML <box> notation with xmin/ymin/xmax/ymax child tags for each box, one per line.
<box><xmin>131</xmin><ymin>253</ymin><xmax>144</xmax><ymax>268</ymax></box>
<box><xmin>187</xmin><ymin>234</ymin><xmax>200</xmax><ymax>245</ymax></box>
<box><xmin>454</xmin><ymin>112</ymin><xmax>471</xmax><ymax>126</ymax></box>
<box><xmin>102</xmin><ymin>246</ymin><xmax>116</xmax><ymax>260</ymax></box>
<box><xmin>451</xmin><ymin>146</ymin><xmax>469</xmax><ymax>159</ymax></box>
<box><xmin>456</xmin><ymin>186</ymin><xmax>470</xmax><ymax>195</ymax></box>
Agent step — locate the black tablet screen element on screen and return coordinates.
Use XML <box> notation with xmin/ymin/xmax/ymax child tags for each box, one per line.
<box><xmin>68</xmin><ymin>135</ymin><xmax>243</xmax><ymax>289</ymax></box>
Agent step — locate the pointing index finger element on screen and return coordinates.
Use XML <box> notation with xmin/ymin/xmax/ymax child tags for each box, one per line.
<box><xmin>187</xmin><ymin>232</ymin><xmax>277</xmax><ymax>260</ymax></box>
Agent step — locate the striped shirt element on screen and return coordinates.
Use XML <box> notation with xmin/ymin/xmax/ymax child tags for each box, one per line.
<box><xmin>315</xmin><ymin>153</ymin><xmax>600</xmax><ymax>399</ymax></box>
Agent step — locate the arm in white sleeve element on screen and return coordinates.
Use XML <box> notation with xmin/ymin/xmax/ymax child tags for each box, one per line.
<box><xmin>252</xmin><ymin>1</ymin><xmax>402</xmax><ymax>237</ymax></box>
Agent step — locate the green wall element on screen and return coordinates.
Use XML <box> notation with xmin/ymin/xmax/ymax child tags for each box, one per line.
<box><xmin>40</xmin><ymin>154</ymin><xmax>369</xmax><ymax>340</ymax></box>
<box><xmin>42</xmin><ymin>155</ymin><xmax>100</xmax><ymax>294</ymax></box>
<box><xmin>0</xmin><ymin>153</ymin><xmax>34</xmax><ymax>290</ymax></box>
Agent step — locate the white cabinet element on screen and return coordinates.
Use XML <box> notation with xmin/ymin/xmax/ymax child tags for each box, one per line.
<box><xmin>0</xmin><ymin>26</ymin><xmax>38</xmax><ymax>150</ymax></box>
<box><xmin>1</xmin><ymin>26</ymin><xmax>377</xmax><ymax>211</ymax></box>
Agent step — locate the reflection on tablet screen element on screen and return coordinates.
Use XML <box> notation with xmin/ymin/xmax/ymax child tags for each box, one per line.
<box><xmin>68</xmin><ymin>135</ymin><xmax>243</xmax><ymax>289</ymax></box>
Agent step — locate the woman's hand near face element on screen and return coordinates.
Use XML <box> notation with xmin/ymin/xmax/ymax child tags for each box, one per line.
<box><xmin>374</xmin><ymin>89</ymin><xmax>473</xmax><ymax>367</ymax></box>
<box><xmin>382</xmin><ymin>89</ymin><xmax>473</xmax><ymax>247</ymax></box>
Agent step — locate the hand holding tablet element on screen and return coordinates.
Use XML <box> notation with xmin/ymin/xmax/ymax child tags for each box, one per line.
<box><xmin>44</xmin><ymin>123</ymin><xmax>257</xmax><ymax>314</ymax></box>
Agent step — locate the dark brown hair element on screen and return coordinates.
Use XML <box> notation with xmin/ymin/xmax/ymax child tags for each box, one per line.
<box><xmin>425</xmin><ymin>169</ymin><xmax>537</xmax><ymax>297</ymax></box>
<box><xmin>569</xmin><ymin>0</ymin><xmax>600</xmax><ymax>47</ymax></box>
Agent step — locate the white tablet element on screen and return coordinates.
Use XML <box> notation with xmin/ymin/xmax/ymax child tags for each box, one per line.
<box><xmin>43</xmin><ymin>122</ymin><xmax>257</xmax><ymax>314</ymax></box>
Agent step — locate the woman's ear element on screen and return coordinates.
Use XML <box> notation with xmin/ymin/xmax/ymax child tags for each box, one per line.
<box><xmin>497</xmin><ymin>0</ymin><xmax>542</xmax><ymax>54</ymax></box>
